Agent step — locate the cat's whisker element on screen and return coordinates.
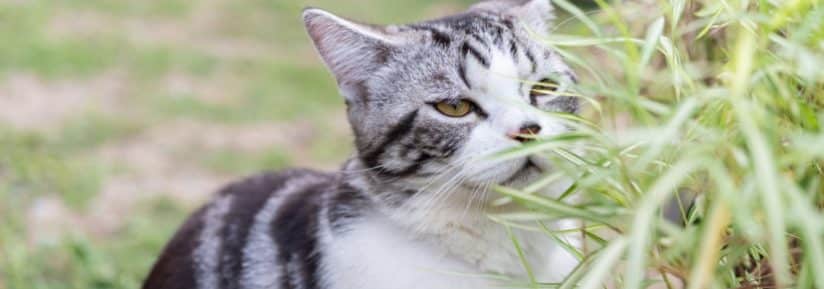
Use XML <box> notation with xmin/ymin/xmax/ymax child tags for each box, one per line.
<box><xmin>414</xmin><ymin>173</ymin><xmax>468</xmax><ymax>233</ymax></box>
<box><xmin>410</xmin><ymin>155</ymin><xmax>475</xmax><ymax>197</ymax></box>
<box><xmin>461</xmin><ymin>181</ymin><xmax>485</xmax><ymax>220</ymax></box>
<box><xmin>412</xmin><ymin>163</ymin><xmax>467</xmax><ymax>210</ymax></box>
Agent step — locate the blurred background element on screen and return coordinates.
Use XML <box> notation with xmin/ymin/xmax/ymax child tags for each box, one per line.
<box><xmin>0</xmin><ymin>0</ymin><xmax>502</xmax><ymax>288</ymax></box>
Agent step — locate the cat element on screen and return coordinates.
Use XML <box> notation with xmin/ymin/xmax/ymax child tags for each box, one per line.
<box><xmin>142</xmin><ymin>0</ymin><xmax>582</xmax><ymax>288</ymax></box>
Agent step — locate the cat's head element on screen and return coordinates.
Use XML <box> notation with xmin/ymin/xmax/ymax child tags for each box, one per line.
<box><xmin>303</xmin><ymin>0</ymin><xmax>577</xmax><ymax>193</ymax></box>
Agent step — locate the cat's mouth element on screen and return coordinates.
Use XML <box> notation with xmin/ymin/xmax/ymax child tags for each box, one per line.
<box><xmin>501</xmin><ymin>159</ymin><xmax>543</xmax><ymax>186</ymax></box>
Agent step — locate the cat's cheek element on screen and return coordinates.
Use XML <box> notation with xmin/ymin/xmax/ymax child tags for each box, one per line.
<box><xmin>535</xmin><ymin>113</ymin><xmax>572</xmax><ymax>137</ymax></box>
<box><xmin>529</xmin><ymin>156</ymin><xmax>554</xmax><ymax>172</ymax></box>
<box><xmin>453</xmin><ymin>123</ymin><xmax>524</xmax><ymax>184</ymax></box>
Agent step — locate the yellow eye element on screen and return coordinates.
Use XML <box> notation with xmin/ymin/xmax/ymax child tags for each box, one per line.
<box><xmin>434</xmin><ymin>100</ymin><xmax>473</xmax><ymax>117</ymax></box>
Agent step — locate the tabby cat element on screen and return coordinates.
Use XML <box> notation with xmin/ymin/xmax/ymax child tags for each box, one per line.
<box><xmin>143</xmin><ymin>1</ymin><xmax>582</xmax><ymax>288</ymax></box>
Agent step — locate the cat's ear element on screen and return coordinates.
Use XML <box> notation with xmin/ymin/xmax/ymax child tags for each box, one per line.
<box><xmin>471</xmin><ymin>0</ymin><xmax>554</xmax><ymax>35</ymax></box>
<box><xmin>303</xmin><ymin>8</ymin><xmax>408</xmax><ymax>100</ymax></box>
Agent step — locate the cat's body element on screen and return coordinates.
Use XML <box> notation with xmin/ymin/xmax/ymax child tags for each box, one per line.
<box><xmin>144</xmin><ymin>1</ymin><xmax>582</xmax><ymax>288</ymax></box>
<box><xmin>144</xmin><ymin>165</ymin><xmax>577</xmax><ymax>289</ymax></box>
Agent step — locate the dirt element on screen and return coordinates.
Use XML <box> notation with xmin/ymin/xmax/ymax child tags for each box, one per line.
<box><xmin>0</xmin><ymin>72</ymin><xmax>128</xmax><ymax>131</ymax></box>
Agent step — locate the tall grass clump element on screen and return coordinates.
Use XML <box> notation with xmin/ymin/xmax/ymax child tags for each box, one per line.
<box><xmin>494</xmin><ymin>0</ymin><xmax>823</xmax><ymax>288</ymax></box>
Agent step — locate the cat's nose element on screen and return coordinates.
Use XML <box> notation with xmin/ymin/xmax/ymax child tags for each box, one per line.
<box><xmin>508</xmin><ymin>122</ymin><xmax>542</xmax><ymax>143</ymax></box>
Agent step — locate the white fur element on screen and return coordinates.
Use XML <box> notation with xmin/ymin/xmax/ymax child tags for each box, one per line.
<box><xmin>320</xmin><ymin>200</ymin><xmax>579</xmax><ymax>289</ymax></box>
<box><xmin>320</xmin><ymin>213</ymin><xmax>496</xmax><ymax>289</ymax></box>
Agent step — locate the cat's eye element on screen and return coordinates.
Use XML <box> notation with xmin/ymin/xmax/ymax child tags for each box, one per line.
<box><xmin>434</xmin><ymin>100</ymin><xmax>474</xmax><ymax>117</ymax></box>
<box><xmin>530</xmin><ymin>78</ymin><xmax>560</xmax><ymax>98</ymax></box>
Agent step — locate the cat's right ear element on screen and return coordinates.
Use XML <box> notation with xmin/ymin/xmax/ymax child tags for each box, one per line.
<box><xmin>302</xmin><ymin>8</ymin><xmax>406</xmax><ymax>101</ymax></box>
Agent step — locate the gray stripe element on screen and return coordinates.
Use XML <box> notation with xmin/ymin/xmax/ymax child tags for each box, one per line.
<box><xmin>286</xmin><ymin>256</ymin><xmax>306</xmax><ymax>289</ymax></box>
<box><xmin>239</xmin><ymin>176</ymin><xmax>316</xmax><ymax>289</ymax></box>
<box><xmin>194</xmin><ymin>195</ymin><xmax>234</xmax><ymax>289</ymax></box>
<box><xmin>462</xmin><ymin>41</ymin><xmax>490</xmax><ymax>67</ymax></box>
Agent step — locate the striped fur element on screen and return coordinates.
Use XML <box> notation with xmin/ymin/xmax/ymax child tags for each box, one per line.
<box><xmin>143</xmin><ymin>1</ymin><xmax>582</xmax><ymax>288</ymax></box>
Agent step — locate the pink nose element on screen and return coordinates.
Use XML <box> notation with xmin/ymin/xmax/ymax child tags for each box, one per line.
<box><xmin>508</xmin><ymin>123</ymin><xmax>542</xmax><ymax>143</ymax></box>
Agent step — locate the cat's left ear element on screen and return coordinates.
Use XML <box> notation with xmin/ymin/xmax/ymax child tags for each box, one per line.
<box><xmin>303</xmin><ymin>8</ymin><xmax>412</xmax><ymax>101</ymax></box>
<box><xmin>471</xmin><ymin>0</ymin><xmax>555</xmax><ymax>36</ymax></box>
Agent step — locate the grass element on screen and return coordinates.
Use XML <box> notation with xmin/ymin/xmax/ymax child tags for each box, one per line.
<box><xmin>0</xmin><ymin>0</ymin><xmax>821</xmax><ymax>289</ymax></box>
<box><xmin>199</xmin><ymin>147</ymin><xmax>292</xmax><ymax>175</ymax></box>
<box><xmin>491</xmin><ymin>0</ymin><xmax>824</xmax><ymax>288</ymax></box>
<box><xmin>146</xmin><ymin>60</ymin><xmax>340</xmax><ymax>123</ymax></box>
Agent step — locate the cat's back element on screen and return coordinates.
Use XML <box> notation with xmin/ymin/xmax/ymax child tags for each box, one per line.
<box><xmin>142</xmin><ymin>169</ymin><xmax>338</xmax><ymax>289</ymax></box>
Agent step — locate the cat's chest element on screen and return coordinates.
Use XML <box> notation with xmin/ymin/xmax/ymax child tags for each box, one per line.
<box><xmin>318</xmin><ymin>216</ymin><xmax>498</xmax><ymax>289</ymax></box>
<box><xmin>317</xmin><ymin>214</ymin><xmax>572</xmax><ymax>289</ymax></box>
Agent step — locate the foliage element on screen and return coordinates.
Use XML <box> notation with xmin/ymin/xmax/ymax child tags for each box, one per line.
<box><xmin>493</xmin><ymin>0</ymin><xmax>824</xmax><ymax>288</ymax></box>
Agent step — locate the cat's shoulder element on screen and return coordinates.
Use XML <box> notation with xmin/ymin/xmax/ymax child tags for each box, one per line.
<box><xmin>217</xmin><ymin>168</ymin><xmax>337</xmax><ymax>199</ymax></box>
<box><xmin>142</xmin><ymin>168</ymin><xmax>338</xmax><ymax>289</ymax></box>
